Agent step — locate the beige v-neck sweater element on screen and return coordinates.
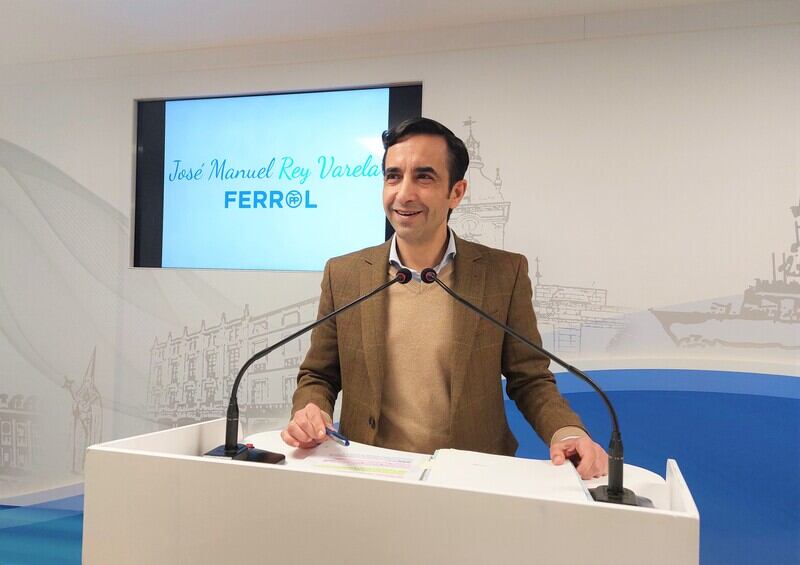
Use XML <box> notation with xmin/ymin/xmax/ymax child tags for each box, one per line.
<box><xmin>374</xmin><ymin>263</ymin><xmax>457</xmax><ymax>454</ymax></box>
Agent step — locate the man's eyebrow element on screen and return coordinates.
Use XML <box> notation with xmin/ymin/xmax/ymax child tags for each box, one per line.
<box><xmin>414</xmin><ymin>166</ymin><xmax>439</xmax><ymax>176</ymax></box>
<box><xmin>384</xmin><ymin>166</ymin><xmax>402</xmax><ymax>175</ymax></box>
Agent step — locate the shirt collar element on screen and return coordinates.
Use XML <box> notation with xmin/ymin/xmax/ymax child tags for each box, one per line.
<box><xmin>389</xmin><ymin>228</ymin><xmax>457</xmax><ymax>282</ymax></box>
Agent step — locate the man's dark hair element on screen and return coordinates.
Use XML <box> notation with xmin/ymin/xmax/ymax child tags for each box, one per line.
<box><xmin>381</xmin><ymin>117</ymin><xmax>469</xmax><ymax>191</ymax></box>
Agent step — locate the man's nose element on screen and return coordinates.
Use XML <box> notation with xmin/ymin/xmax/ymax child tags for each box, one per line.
<box><xmin>396</xmin><ymin>177</ymin><xmax>418</xmax><ymax>202</ymax></box>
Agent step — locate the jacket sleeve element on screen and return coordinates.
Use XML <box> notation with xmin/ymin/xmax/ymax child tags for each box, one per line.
<box><xmin>501</xmin><ymin>254</ymin><xmax>586</xmax><ymax>444</ymax></box>
<box><xmin>291</xmin><ymin>260</ymin><xmax>342</xmax><ymax>418</ymax></box>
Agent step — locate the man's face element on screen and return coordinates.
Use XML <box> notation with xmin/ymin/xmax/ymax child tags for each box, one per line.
<box><xmin>383</xmin><ymin>134</ymin><xmax>466</xmax><ymax>246</ymax></box>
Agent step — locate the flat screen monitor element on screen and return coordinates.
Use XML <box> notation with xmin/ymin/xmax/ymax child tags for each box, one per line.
<box><xmin>133</xmin><ymin>84</ymin><xmax>422</xmax><ymax>270</ymax></box>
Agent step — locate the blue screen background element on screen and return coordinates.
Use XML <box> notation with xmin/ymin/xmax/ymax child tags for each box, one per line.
<box><xmin>162</xmin><ymin>88</ymin><xmax>390</xmax><ymax>270</ymax></box>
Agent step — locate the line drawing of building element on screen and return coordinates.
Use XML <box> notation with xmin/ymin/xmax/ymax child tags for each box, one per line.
<box><xmin>0</xmin><ymin>393</ymin><xmax>37</xmax><ymax>480</ymax></box>
<box><xmin>147</xmin><ymin>298</ymin><xmax>319</xmax><ymax>432</ymax></box>
<box><xmin>450</xmin><ymin>117</ymin><xmax>510</xmax><ymax>249</ymax></box>
<box><xmin>450</xmin><ymin>117</ymin><xmax>625</xmax><ymax>354</ymax></box>
<box><xmin>63</xmin><ymin>348</ymin><xmax>103</xmax><ymax>474</ymax></box>
<box><xmin>532</xmin><ymin>258</ymin><xmax>627</xmax><ymax>354</ymax></box>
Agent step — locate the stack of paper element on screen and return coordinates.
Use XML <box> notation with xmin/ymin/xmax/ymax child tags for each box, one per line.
<box><xmin>423</xmin><ymin>449</ymin><xmax>590</xmax><ymax>503</ymax></box>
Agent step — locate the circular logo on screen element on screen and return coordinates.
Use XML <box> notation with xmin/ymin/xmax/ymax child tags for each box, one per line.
<box><xmin>286</xmin><ymin>191</ymin><xmax>303</xmax><ymax>208</ymax></box>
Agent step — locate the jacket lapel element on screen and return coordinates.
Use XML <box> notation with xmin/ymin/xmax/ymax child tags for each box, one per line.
<box><xmin>359</xmin><ymin>241</ymin><xmax>392</xmax><ymax>402</ymax></box>
<box><xmin>449</xmin><ymin>237</ymin><xmax>486</xmax><ymax>412</ymax></box>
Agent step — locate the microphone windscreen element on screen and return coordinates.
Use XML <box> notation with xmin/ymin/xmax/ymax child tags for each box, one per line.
<box><xmin>421</xmin><ymin>268</ymin><xmax>437</xmax><ymax>284</ymax></box>
<box><xmin>396</xmin><ymin>268</ymin><xmax>413</xmax><ymax>284</ymax></box>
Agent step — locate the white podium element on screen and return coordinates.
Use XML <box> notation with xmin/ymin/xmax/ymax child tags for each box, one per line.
<box><xmin>83</xmin><ymin>419</ymin><xmax>699</xmax><ymax>564</ymax></box>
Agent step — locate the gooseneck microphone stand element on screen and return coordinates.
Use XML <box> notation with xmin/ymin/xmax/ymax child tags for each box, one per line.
<box><xmin>420</xmin><ymin>267</ymin><xmax>639</xmax><ymax>506</ymax></box>
<box><xmin>205</xmin><ymin>268</ymin><xmax>413</xmax><ymax>464</ymax></box>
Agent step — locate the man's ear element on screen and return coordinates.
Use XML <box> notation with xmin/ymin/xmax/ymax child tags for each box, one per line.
<box><xmin>449</xmin><ymin>179</ymin><xmax>467</xmax><ymax>209</ymax></box>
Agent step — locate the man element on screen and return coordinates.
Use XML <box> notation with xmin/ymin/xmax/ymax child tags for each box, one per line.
<box><xmin>282</xmin><ymin>117</ymin><xmax>608</xmax><ymax>479</ymax></box>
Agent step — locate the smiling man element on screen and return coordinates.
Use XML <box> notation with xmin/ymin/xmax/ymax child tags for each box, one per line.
<box><xmin>282</xmin><ymin>117</ymin><xmax>608</xmax><ymax>479</ymax></box>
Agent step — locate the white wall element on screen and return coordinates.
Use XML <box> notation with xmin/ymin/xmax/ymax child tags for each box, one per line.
<box><xmin>0</xmin><ymin>1</ymin><xmax>798</xmax><ymax>497</ymax></box>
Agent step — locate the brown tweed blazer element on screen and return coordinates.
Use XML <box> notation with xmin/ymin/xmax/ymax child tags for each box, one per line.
<box><xmin>292</xmin><ymin>235</ymin><xmax>583</xmax><ymax>456</ymax></box>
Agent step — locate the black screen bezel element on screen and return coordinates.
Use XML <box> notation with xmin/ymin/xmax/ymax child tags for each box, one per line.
<box><xmin>133</xmin><ymin>83</ymin><xmax>422</xmax><ymax>268</ymax></box>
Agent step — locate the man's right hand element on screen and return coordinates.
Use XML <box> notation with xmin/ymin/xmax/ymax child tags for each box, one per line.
<box><xmin>281</xmin><ymin>402</ymin><xmax>333</xmax><ymax>448</ymax></box>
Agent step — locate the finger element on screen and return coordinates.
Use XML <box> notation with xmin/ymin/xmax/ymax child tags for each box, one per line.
<box><xmin>282</xmin><ymin>428</ymin><xmax>320</xmax><ymax>449</ymax></box>
<box><xmin>597</xmin><ymin>446</ymin><xmax>609</xmax><ymax>476</ymax></box>
<box><xmin>592</xmin><ymin>458</ymin><xmax>604</xmax><ymax>478</ymax></box>
<box><xmin>285</xmin><ymin>424</ymin><xmax>322</xmax><ymax>449</ymax></box>
<box><xmin>296</xmin><ymin>439</ymin><xmax>321</xmax><ymax>449</ymax></box>
<box><xmin>300</xmin><ymin>403</ymin><xmax>328</xmax><ymax>441</ymax></box>
<box><xmin>575</xmin><ymin>443</ymin><xmax>596</xmax><ymax>479</ymax></box>
<box><xmin>583</xmin><ymin>443</ymin><xmax>607</xmax><ymax>478</ymax></box>
<box><xmin>293</xmin><ymin>410</ymin><xmax>319</xmax><ymax>442</ymax></box>
<box><xmin>287</xmin><ymin>419</ymin><xmax>315</xmax><ymax>444</ymax></box>
<box><xmin>305</xmin><ymin>406</ymin><xmax>329</xmax><ymax>442</ymax></box>
<box><xmin>280</xmin><ymin>428</ymin><xmax>299</xmax><ymax>448</ymax></box>
<box><xmin>550</xmin><ymin>443</ymin><xmax>567</xmax><ymax>465</ymax></box>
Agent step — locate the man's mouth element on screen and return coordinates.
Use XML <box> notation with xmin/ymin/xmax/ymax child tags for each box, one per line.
<box><xmin>395</xmin><ymin>210</ymin><xmax>421</xmax><ymax>217</ymax></box>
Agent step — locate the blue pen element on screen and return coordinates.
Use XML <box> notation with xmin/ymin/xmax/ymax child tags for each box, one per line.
<box><xmin>325</xmin><ymin>427</ymin><xmax>350</xmax><ymax>446</ymax></box>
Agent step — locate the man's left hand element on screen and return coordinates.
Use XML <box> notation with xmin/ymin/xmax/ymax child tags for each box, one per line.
<box><xmin>550</xmin><ymin>436</ymin><xmax>608</xmax><ymax>479</ymax></box>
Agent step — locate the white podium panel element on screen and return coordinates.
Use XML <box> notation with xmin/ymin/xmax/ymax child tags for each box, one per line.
<box><xmin>83</xmin><ymin>419</ymin><xmax>698</xmax><ymax>565</ymax></box>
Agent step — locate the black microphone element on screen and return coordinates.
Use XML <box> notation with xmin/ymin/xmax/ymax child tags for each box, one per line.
<box><xmin>420</xmin><ymin>267</ymin><xmax>640</xmax><ymax>506</ymax></box>
<box><xmin>205</xmin><ymin>267</ymin><xmax>414</xmax><ymax>464</ymax></box>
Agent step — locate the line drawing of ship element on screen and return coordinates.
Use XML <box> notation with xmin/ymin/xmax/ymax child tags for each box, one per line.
<box><xmin>650</xmin><ymin>201</ymin><xmax>800</xmax><ymax>350</ymax></box>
